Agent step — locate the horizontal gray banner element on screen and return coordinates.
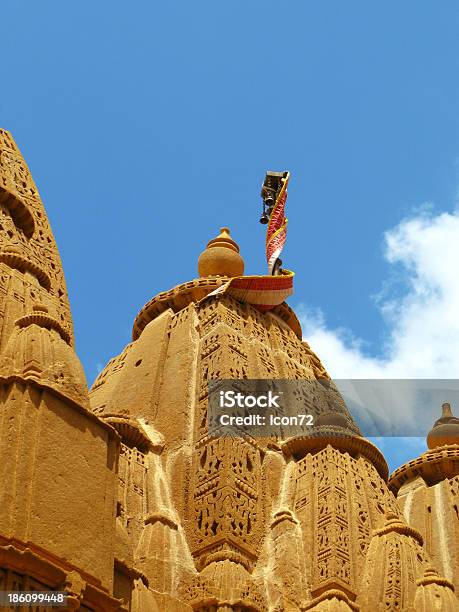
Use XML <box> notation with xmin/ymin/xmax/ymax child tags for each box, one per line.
<box><xmin>207</xmin><ymin>379</ymin><xmax>459</xmax><ymax>438</ymax></box>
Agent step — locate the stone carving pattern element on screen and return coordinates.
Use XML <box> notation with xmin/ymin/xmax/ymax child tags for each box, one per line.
<box><xmin>450</xmin><ymin>475</ymin><xmax>459</xmax><ymax>510</ymax></box>
<box><xmin>118</xmin><ymin>443</ymin><xmax>147</xmax><ymax>544</ymax></box>
<box><xmin>168</xmin><ymin>305</ymin><xmax>192</xmax><ymax>332</ymax></box>
<box><xmin>352</xmin><ymin>473</ymin><xmax>371</xmax><ymax>560</ymax></box>
<box><xmin>198</xmin><ymin>298</ymin><xmax>249</xmax><ymax>337</ymax></box>
<box><xmin>384</xmin><ymin>538</ymin><xmax>402</xmax><ymax>610</ymax></box>
<box><xmin>189</xmin><ymin>301</ymin><xmax>266</xmax><ymax>571</ymax></box>
<box><xmin>248</xmin><ymin>315</ymin><xmax>270</xmax><ymax>344</ymax></box>
<box><xmin>0</xmin><ymin>131</ymin><xmax>73</xmax><ymax>343</ymax></box>
<box><xmin>270</xmin><ymin>324</ymin><xmax>329</xmax><ymax>378</ymax></box>
<box><xmin>196</xmin><ymin>329</ymin><xmax>249</xmax><ymax>438</ymax></box>
<box><xmin>255</xmin><ymin>345</ymin><xmax>277</xmax><ymax>378</ymax></box>
<box><xmin>294</xmin><ymin>445</ymin><xmax>411</xmax><ymax>600</ymax></box>
<box><xmin>0</xmin><ymin>263</ymin><xmax>69</xmax><ymax>352</ymax></box>
<box><xmin>361</xmin><ymin>459</ymin><xmax>401</xmax><ymax>524</ymax></box>
<box><xmin>192</xmin><ymin>437</ymin><xmax>261</xmax><ymax>569</ymax></box>
<box><xmin>177</xmin><ymin>568</ymin><xmax>266</xmax><ymax>611</ymax></box>
<box><xmin>314</xmin><ymin>452</ymin><xmax>352</xmax><ymax>586</ymax></box>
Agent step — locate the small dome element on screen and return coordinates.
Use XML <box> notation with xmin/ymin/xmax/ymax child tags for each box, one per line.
<box><xmin>427</xmin><ymin>402</ymin><xmax>459</xmax><ymax>449</ymax></box>
<box><xmin>198</xmin><ymin>227</ymin><xmax>244</xmax><ymax>278</ymax></box>
<box><xmin>2</xmin><ymin>320</ymin><xmax>89</xmax><ymax>408</ymax></box>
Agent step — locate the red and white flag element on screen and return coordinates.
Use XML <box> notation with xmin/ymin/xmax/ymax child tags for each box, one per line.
<box><xmin>266</xmin><ymin>172</ymin><xmax>290</xmax><ymax>274</ymax></box>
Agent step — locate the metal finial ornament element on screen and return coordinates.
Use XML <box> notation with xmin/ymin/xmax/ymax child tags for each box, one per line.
<box><xmin>259</xmin><ymin>206</ymin><xmax>269</xmax><ymax>224</ymax></box>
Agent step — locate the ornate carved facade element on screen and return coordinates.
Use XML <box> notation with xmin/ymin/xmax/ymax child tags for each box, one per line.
<box><xmin>0</xmin><ymin>130</ymin><xmax>457</xmax><ymax>610</ymax></box>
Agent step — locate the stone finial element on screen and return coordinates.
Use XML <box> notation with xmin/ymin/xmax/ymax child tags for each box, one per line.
<box><xmin>441</xmin><ymin>401</ymin><xmax>453</xmax><ymax>418</ymax></box>
<box><xmin>427</xmin><ymin>401</ymin><xmax>459</xmax><ymax>449</ymax></box>
<box><xmin>198</xmin><ymin>227</ymin><xmax>245</xmax><ymax>278</ymax></box>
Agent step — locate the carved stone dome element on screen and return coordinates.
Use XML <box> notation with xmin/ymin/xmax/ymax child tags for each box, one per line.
<box><xmin>1</xmin><ymin>317</ymin><xmax>89</xmax><ymax>407</ymax></box>
<box><xmin>427</xmin><ymin>402</ymin><xmax>459</xmax><ymax>449</ymax></box>
<box><xmin>198</xmin><ymin>227</ymin><xmax>244</xmax><ymax>278</ymax></box>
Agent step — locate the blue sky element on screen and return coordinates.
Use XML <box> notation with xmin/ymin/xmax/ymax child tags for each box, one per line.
<box><xmin>2</xmin><ymin>1</ymin><xmax>459</xmax><ymax>472</ymax></box>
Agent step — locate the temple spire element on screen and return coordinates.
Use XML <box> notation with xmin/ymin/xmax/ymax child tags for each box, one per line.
<box><xmin>427</xmin><ymin>401</ymin><xmax>459</xmax><ymax>449</ymax></box>
<box><xmin>0</xmin><ymin>129</ymin><xmax>73</xmax><ymax>347</ymax></box>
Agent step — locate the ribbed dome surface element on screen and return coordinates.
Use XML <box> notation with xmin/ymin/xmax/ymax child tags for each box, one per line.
<box><xmin>1</xmin><ymin>322</ymin><xmax>89</xmax><ymax>407</ymax></box>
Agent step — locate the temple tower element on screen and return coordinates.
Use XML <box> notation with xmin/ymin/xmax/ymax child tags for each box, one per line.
<box><xmin>0</xmin><ymin>130</ymin><xmax>123</xmax><ymax>611</ymax></box>
<box><xmin>388</xmin><ymin>403</ymin><xmax>459</xmax><ymax>604</ymax></box>
<box><xmin>90</xmin><ymin>229</ymin><xmax>458</xmax><ymax>611</ymax></box>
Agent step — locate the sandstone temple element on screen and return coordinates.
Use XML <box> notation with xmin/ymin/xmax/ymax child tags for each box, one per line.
<box><xmin>0</xmin><ymin>129</ymin><xmax>458</xmax><ymax>611</ymax></box>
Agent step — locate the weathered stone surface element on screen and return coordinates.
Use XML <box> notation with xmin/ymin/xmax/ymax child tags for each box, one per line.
<box><xmin>389</xmin><ymin>405</ymin><xmax>459</xmax><ymax>598</ymax></box>
<box><xmin>0</xmin><ymin>131</ymin><xmax>124</xmax><ymax>611</ymax></box>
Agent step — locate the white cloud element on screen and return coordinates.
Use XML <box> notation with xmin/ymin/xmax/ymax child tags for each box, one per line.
<box><xmin>298</xmin><ymin>207</ymin><xmax>459</xmax><ymax>379</ymax></box>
